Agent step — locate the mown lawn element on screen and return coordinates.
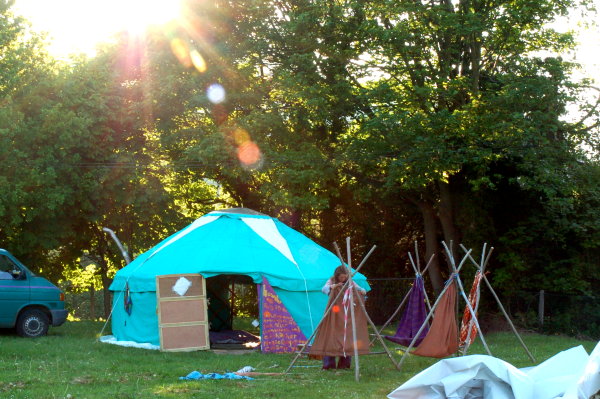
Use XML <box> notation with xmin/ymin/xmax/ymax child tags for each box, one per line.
<box><xmin>0</xmin><ymin>321</ymin><xmax>596</xmax><ymax>399</ymax></box>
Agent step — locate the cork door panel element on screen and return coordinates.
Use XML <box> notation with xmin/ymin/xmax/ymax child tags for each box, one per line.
<box><xmin>157</xmin><ymin>275</ymin><xmax>205</xmax><ymax>298</ymax></box>
<box><xmin>159</xmin><ymin>299</ymin><xmax>207</xmax><ymax>324</ymax></box>
<box><xmin>160</xmin><ymin>324</ymin><xmax>208</xmax><ymax>352</ymax></box>
<box><xmin>156</xmin><ymin>273</ymin><xmax>209</xmax><ymax>351</ymax></box>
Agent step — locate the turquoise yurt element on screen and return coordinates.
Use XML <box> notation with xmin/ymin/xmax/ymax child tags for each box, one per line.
<box><xmin>108</xmin><ymin>208</ymin><xmax>370</xmax><ymax>349</ymax></box>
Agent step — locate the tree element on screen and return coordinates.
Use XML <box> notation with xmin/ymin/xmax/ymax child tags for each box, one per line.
<box><xmin>0</xmin><ymin>4</ymin><xmax>192</xmax><ymax>316</ymax></box>
<box><xmin>339</xmin><ymin>0</ymin><xmax>598</xmax><ymax>291</ymax></box>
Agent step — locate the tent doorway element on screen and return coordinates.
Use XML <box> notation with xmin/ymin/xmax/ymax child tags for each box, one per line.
<box><xmin>205</xmin><ymin>274</ymin><xmax>260</xmax><ymax>349</ymax></box>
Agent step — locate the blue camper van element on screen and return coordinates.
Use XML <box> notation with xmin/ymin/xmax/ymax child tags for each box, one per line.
<box><xmin>0</xmin><ymin>249</ymin><xmax>68</xmax><ymax>337</ymax></box>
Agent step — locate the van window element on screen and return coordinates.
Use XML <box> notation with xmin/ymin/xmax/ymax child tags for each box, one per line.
<box><xmin>0</xmin><ymin>255</ymin><xmax>19</xmax><ymax>279</ymax></box>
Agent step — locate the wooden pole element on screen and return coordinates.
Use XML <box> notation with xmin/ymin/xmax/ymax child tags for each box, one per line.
<box><xmin>355</xmin><ymin>288</ymin><xmax>401</xmax><ymax>370</ymax></box>
<box><xmin>408</xmin><ymin>252</ymin><xmax>418</xmax><ymax>274</ymax></box>
<box><xmin>419</xmin><ymin>255</ymin><xmax>434</xmax><ymax>312</ymax></box>
<box><xmin>346</xmin><ymin>237</ymin><xmax>361</xmax><ymax>382</ymax></box>
<box><xmin>371</xmin><ymin>286</ymin><xmax>411</xmax><ymax>346</ymax></box>
<box><xmin>538</xmin><ymin>290</ymin><xmax>545</xmax><ymax>326</ymax></box>
<box><xmin>414</xmin><ymin>241</ymin><xmax>420</xmax><ymax>270</ymax></box>
<box><xmin>338</xmin><ymin>241</ymin><xmax>400</xmax><ymax>370</ymax></box>
<box><xmin>459</xmin><ymin>244</ymin><xmax>536</xmax><ymax>362</ymax></box>
<box><xmin>442</xmin><ymin>242</ymin><xmax>492</xmax><ymax>356</ymax></box>
<box><xmin>480</xmin><ymin>243</ymin><xmax>488</xmax><ymax>274</ymax></box>
<box><xmin>482</xmin><ymin>273</ymin><xmax>536</xmax><ymax>362</ymax></box>
<box><xmin>338</xmin><ymin>244</ymin><xmax>378</xmax><ymax>277</ymax></box>
<box><xmin>461</xmin><ymin>243</ymin><xmax>487</xmax><ymax>355</ymax></box>
<box><xmin>455</xmin><ymin>275</ymin><xmax>492</xmax><ymax>355</ymax></box>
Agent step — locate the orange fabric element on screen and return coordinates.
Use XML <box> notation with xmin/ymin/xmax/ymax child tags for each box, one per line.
<box><xmin>412</xmin><ymin>282</ymin><xmax>458</xmax><ymax>358</ymax></box>
<box><xmin>310</xmin><ymin>286</ymin><xmax>370</xmax><ymax>357</ymax></box>
<box><xmin>459</xmin><ymin>272</ymin><xmax>482</xmax><ymax>347</ymax></box>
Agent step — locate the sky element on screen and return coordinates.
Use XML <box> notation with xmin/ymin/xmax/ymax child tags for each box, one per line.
<box><xmin>11</xmin><ymin>0</ymin><xmax>600</xmax><ymax>83</ymax></box>
<box><xmin>12</xmin><ymin>0</ymin><xmax>182</xmax><ymax>58</ymax></box>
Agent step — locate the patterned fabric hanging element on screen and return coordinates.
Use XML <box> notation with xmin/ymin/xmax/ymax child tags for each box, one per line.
<box><xmin>124</xmin><ymin>282</ymin><xmax>133</xmax><ymax>316</ymax></box>
<box><xmin>385</xmin><ymin>275</ymin><xmax>429</xmax><ymax>346</ymax></box>
<box><xmin>309</xmin><ymin>285</ymin><xmax>370</xmax><ymax>357</ymax></box>
<box><xmin>412</xmin><ymin>279</ymin><xmax>459</xmax><ymax>358</ymax></box>
<box><xmin>459</xmin><ymin>271</ymin><xmax>483</xmax><ymax>348</ymax></box>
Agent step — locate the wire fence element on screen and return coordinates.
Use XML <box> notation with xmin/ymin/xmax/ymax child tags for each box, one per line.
<box><xmin>503</xmin><ymin>290</ymin><xmax>600</xmax><ymax>340</ymax></box>
<box><xmin>364</xmin><ymin>278</ymin><xmax>414</xmax><ymax>326</ymax></box>
<box><xmin>65</xmin><ymin>284</ymin><xmax>600</xmax><ymax>340</ymax></box>
<box><xmin>364</xmin><ymin>280</ymin><xmax>600</xmax><ymax>340</ymax></box>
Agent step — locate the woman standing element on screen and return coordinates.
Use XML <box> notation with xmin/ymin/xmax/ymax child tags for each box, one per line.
<box><xmin>310</xmin><ymin>265</ymin><xmax>369</xmax><ymax>369</ymax></box>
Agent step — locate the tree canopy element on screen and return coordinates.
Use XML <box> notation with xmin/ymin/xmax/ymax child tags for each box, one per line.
<box><xmin>0</xmin><ymin>0</ymin><xmax>598</xmax><ymax>319</ymax></box>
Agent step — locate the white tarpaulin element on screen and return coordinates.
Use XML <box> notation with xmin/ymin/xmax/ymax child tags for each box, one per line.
<box><xmin>563</xmin><ymin>341</ymin><xmax>600</xmax><ymax>399</ymax></box>
<box><xmin>99</xmin><ymin>335</ymin><xmax>159</xmax><ymax>350</ymax></box>
<box><xmin>388</xmin><ymin>343</ymin><xmax>600</xmax><ymax>399</ymax></box>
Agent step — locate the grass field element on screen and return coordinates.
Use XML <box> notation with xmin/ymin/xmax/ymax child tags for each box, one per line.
<box><xmin>0</xmin><ymin>321</ymin><xmax>596</xmax><ymax>399</ymax></box>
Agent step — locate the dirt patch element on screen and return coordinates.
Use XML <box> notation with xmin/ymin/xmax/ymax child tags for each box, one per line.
<box><xmin>70</xmin><ymin>376</ymin><xmax>94</xmax><ymax>385</ymax></box>
<box><xmin>0</xmin><ymin>381</ymin><xmax>26</xmax><ymax>392</ymax></box>
<box><xmin>478</xmin><ymin>312</ymin><xmax>514</xmax><ymax>333</ymax></box>
<box><xmin>211</xmin><ymin>349</ymin><xmax>258</xmax><ymax>355</ymax></box>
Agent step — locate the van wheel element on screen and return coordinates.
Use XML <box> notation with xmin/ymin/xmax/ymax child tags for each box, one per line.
<box><xmin>16</xmin><ymin>309</ymin><xmax>50</xmax><ymax>337</ymax></box>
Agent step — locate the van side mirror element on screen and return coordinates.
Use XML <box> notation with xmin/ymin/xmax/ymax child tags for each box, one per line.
<box><xmin>11</xmin><ymin>269</ymin><xmax>25</xmax><ymax>280</ymax></box>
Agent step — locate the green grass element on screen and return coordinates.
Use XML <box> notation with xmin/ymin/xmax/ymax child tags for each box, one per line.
<box><xmin>0</xmin><ymin>321</ymin><xmax>596</xmax><ymax>399</ymax></box>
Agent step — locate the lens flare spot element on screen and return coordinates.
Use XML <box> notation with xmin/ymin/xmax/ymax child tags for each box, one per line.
<box><xmin>237</xmin><ymin>141</ymin><xmax>262</xmax><ymax>168</ymax></box>
<box><xmin>170</xmin><ymin>38</ymin><xmax>191</xmax><ymax>68</ymax></box>
<box><xmin>207</xmin><ymin>83</ymin><xmax>226</xmax><ymax>104</ymax></box>
<box><xmin>233</xmin><ymin>128</ymin><xmax>250</xmax><ymax>145</ymax></box>
<box><xmin>332</xmin><ymin>305</ymin><xmax>340</xmax><ymax>313</ymax></box>
<box><xmin>190</xmin><ymin>49</ymin><xmax>207</xmax><ymax>73</ymax></box>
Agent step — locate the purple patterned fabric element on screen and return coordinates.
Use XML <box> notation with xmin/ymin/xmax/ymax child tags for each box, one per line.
<box><xmin>385</xmin><ymin>275</ymin><xmax>429</xmax><ymax>346</ymax></box>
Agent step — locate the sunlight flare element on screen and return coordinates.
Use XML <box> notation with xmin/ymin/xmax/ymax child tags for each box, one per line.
<box><xmin>121</xmin><ymin>0</ymin><xmax>182</xmax><ymax>34</ymax></box>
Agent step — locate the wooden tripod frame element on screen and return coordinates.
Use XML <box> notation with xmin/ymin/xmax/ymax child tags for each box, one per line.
<box><xmin>285</xmin><ymin>238</ymin><xmax>400</xmax><ymax>381</ymax></box>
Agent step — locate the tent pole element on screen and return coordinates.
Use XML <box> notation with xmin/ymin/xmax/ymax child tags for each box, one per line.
<box><xmin>414</xmin><ymin>241</ymin><xmax>420</xmax><ymax>271</ymax></box>
<box><xmin>454</xmin><ymin>271</ymin><xmax>492</xmax><ymax>356</ymax></box>
<box><xmin>480</xmin><ymin>273</ymin><xmax>535</xmax><ymax>362</ymax></box>
<box><xmin>370</xmin><ymin>286</ymin><xmax>411</xmax><ymax>346</ymax></box>
<box><xmin>355</xmin><ymin>287</ymin><xmax>401</xmax><ymax>370</ymax></box>
<box><xmin>408</xmin><ymin>252</ymin><xmax>419</xmax><ymax>275</ymax></box>
<box><xmin>442</xmin><ymin>242</ymin><xmax>492</xmax><ymax>356</ymax></box>
<box><xmin>459</xmin><ymin>245</ymin><xmax>536</xmax><ymax>362</ymax></box>
<box><xmin>352</xmin><ymin>245</ymin><xmax>378</xmax><ymax>276</ymax></box>
<box><xmin>441</xmin><ymin>241</ymin><xmax>460</xmax><ymax>356</ymax></box>
<box><xmin>460</xmin><ymin>270</ymin><xmax>482</xmax><ymax>356</ymax></box>
<box><xmin>346</xmin><ymin>237</ymin><xmax>361</xmax><ymax>382</ymax></box>
<box><xmin>459</xmin><ymin>243</ymin><xmax>490</xmax><ymax>355</ymax></box>
<box><xmin>419</xmin><ymin>254</ymin><xmax>434</xmax><ymax>312</ymax></box>
<box><xmin>339</xmin><ymin>241</ymin><xmax>400</xmax><ymax>371</ymax></box>
<box><xmin>461</xmin><ymin>244</ymin><xmax>487</xmax><ymax>355</ymax></box>
<box><xmin>480</xmin><ymin>243</ymin><xmax>488</xmax><ymax>274</ymax></box>
<box><xmin>284</xmin><ymin>245</ymin><xmax>373</xmax><ymax>374</ymax></box>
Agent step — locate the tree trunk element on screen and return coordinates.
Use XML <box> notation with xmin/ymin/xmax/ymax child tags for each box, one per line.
<box><xmin>320</xmin><ymin>203</ymin><xmax>338</xmax><ymax>251</ymax></box>
<box><xmin>417</xmin><ymin>201</ymin><xmax>444</xmax><ymax>293</ymax></box>
<box><xmin>438</xmin><ymin>180</ymin><xmax>460</xmax><ymax>268</ymax></box>
<box><xmin>96</xmin><ymin>254</ymin><xmax>113</xmax><ymax>320</ymax></box>
<box><xmin>229</xmin><ymin>180</ymin><xmax>262</xmax><ymax>211</ymax></box>
<box><xmin>89</xmin><ymin>285</ymin><xmax>96</xmax><ymax>320</ymax></box>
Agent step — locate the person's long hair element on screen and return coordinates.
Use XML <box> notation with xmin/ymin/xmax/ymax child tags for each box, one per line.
<box><xmin>331</xmin><ymin>265</ymin><xmax>349</xmax><ymax>284</ymax></box>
